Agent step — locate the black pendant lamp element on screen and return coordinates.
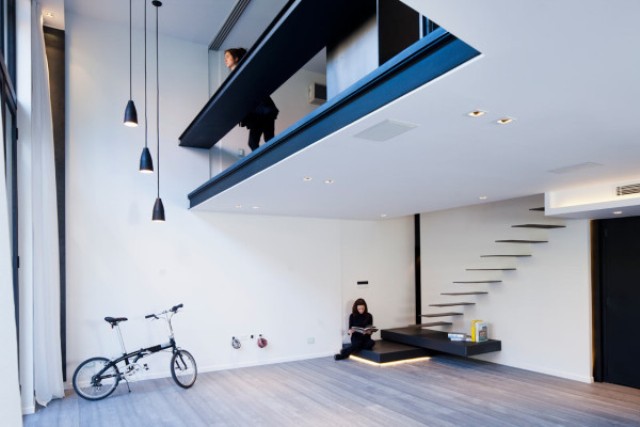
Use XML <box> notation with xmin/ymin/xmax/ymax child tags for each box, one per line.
<box><xmin>139</xmin><ymin>0</ymin><xmax>153</xmax><ymax>173</ymax></box>
<box><xmin>123</xmin><ymin>0</ymin><xmax>138</xmax><ymax>127</ymax></box>
<box><xmin>151</xmin><ymin>0</ymin><xmax>165</xmax><ymax>222</ymax></box>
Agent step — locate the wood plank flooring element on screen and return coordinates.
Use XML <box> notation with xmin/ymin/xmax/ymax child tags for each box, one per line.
<box><xmin>23</xmin><ymin>355</ymin><xmax>640</xmax><ymax>426</ymax></box>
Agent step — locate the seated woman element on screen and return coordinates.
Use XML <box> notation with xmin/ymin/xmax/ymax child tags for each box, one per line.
<box><xmin>334</xmin><ymin>298</ymin><xmax>375</xmax><ymax>360</ymax></box>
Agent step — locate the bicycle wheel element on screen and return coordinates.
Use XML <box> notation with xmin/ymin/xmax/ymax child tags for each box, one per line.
<box><xmin>72</xmin><ymin>357</ymin><xmax>120</xmax><ymax>401</ymax></box>
<box><xmin>170</xmin><ymin>349</ymin><xmax>197</xmax><ymax>388</ymax></box>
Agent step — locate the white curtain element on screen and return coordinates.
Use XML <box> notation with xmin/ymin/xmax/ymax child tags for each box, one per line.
<box><xmin>0</xmin><ymin>82</ymin><xmax>24</xmax><ymax>427</ymax></box>
<box><xmin>30</xmin><ymin>1</ymin><xmax>64</xmax><ymax>406</ymax></box>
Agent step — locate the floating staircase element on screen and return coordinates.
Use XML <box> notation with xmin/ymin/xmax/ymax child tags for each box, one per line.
<box><xmin>351</xmin><ymin>206</ymin><xmax>565</xmax><ymax>364</ymax></box>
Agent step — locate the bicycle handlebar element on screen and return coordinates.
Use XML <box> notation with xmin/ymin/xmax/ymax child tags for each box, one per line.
<box><xmin>145</xmin><ymin>304</ymin><xmax>183</xmax><ymax>319</ymax></box>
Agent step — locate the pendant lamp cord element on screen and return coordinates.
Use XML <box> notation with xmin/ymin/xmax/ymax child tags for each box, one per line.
<box><xmin>144</xmin><ymin>0</ymin><xmax>148</xmax><ymax>149</ymax></box>
<box><xmin>155</xmin><ymin>3</ymin><xmax>160</xmax><ymax>197</ymax></box>
<box><xmin>129</xmin><ymin>0</ymin><xmax>133</xmax><ymax>99</ymax></box>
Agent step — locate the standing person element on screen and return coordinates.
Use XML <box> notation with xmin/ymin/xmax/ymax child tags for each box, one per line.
<box><xmin>334</xmin><ymin>298</ymin><xmax>375</xmax><ymax>360</ymax></box>
<box><xmin>224</xmin><ymin>48</ymin><xmax>279</xmax><ymax>152</ymax></box>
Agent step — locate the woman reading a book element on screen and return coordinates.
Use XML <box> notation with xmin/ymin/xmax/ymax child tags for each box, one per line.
<box><xmin>334</xmin><ymin>298</ymin><xmax>376</xmax><ymax>360</ymax></box>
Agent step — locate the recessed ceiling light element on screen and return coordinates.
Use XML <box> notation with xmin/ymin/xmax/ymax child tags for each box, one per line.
<box><xmin>324</xmin><ymin>179</ymin><xmax>334</xmax><ymax>184</ymax></box>
<box><xmin>252</xmin><ymin>206</ymin><xmax>260</xmax><ymax>210</ymax></box>
<box><xmin>303</xmin><ymin>176</ymin><xmax>312</xmax><ymax>182</ymax></box>
<box><xmin>478</xmin><ymin>196</ymin><xmax>488</xmax><ymax>200</ymax></box>
<box><xmin>380</xmin><ymin>214</ymin><xmax>387</xmax><ymax>218</ymax></box>
<box><xmin>468</xmin><ymin>110</ymin><xmax>486</xmax><ymax>117</ymax></box>
<box><xmin>234</xmin><ymin>204</ymin><xmax>242</xmax><ymax>208</ymax></box>
<box><xmin>497</xmin><ymin>117</ymin><xmax>514</xmax><ymax>125</ymax></box>
<box><xmin>613</xmin><ymin>211</ymin><xmax>623</xmax><ymax>215</ymax></box>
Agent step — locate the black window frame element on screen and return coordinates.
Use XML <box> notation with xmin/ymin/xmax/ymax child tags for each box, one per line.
<box><xmin>1</xmin><ymin>0</ymin><xmax>18</xmax><ymax>340</ymax></box>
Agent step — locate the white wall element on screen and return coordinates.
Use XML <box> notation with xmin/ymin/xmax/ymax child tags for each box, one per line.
<box><xmin>340</xmin><ymin>219</ymin><xmax>416</xmax><ymax>341</ymax></box>
<box><xmin>421</xmin><ymin>194</ymin><xmax>593</xmax><ymax>382</ymax></box>
<box><xmin>65</xmin><ymin>13</ymin><xmax>413</xmax><ymax>382</ymax></box>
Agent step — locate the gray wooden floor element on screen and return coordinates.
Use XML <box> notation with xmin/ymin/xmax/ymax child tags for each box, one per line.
<box><xmin>24</xmin><ymin>355</ymin><xmax>640</xmax><ymax>426</ymax></box>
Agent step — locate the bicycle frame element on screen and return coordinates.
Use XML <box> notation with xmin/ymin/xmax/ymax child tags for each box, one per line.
<box><xmin>94</xmin><ymin>310</ymin><xmax>180</xmax><ymax>382</ymax></box>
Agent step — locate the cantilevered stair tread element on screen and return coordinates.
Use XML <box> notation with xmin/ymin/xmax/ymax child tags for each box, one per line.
<box><xmin>512</xmin><ymin>224</ymin><xmax>566</xmax><ymax>229</ymax></box>
<box><xmin>348</xmin><ymin>340</ymin><xmax>431</xmax><ymax>363</ymax></box>
<box><xmin>466</xmin><ymin>268</ymin><xmax>516</xmax><ymax>271</ymax></box>
<box><xmin>529</xmin><ymin>207</ymin><xmax>545</xmax><ymax>211</ymax></box>
<box><xmin>453</xmin><ymin>280</ymin><xmax>502</xmax><ymax>284</ymax></box>
<box><xmin>481</xmin><ymin>254</ymin><xmax>532</xmax><ymax>257</ymax></box>
<box><xmin>442</xmin><ymin>292</ymin><xmax>489</xmax><ymax>295</ymax></box>
<box><xmin>381</xmin><ymin>327</ymin><xmax>501</xmax><ymax>357</ymax></box>
<box><xmin>429</xmin><ymin>302</ymin><xmax>475</xmax><ymax>307</ymax></box>
<box><xmin>420</xmin><ymin>313</ymin><xmax>463</xmax><ymax>318</ymax></box>
<box><xmin>495</xmin><ymin>239</ymin><xmax>548</xmax><ymax>243</ymax></box>
<box><xmin>407</xmin><ymin>322</ymin><xmax>452</xmax><ymax>328</ymax></box>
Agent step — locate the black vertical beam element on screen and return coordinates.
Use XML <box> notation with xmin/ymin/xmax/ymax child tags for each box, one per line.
<box><xmin>591</xmin><ymin>220</ymin><xmax>603</xmax><ymax>382</ymax></box>
<box><xmin>8</xmin><ymin>0</ymin><xmax>16</xmax><ymax>83</ymax></box>
<box><xmin>44</xmin><ymin>26</ymin><xmax>67</xmax><ymax>381</ymax></box>
<box><xmin>414</xmin><ymin>214</ymin><xmax>421</xmax><ymax>324</ymax></box>
<box><xmin>378</xmin><ymin>0</ymin><xmax>420</xmax><ymax>65</ymax></box>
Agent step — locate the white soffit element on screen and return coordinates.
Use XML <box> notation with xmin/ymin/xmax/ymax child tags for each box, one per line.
<box><xmin>545</xmin><ymin>179</ymin><xmax>640</xmax><ymax>219</ymax></box>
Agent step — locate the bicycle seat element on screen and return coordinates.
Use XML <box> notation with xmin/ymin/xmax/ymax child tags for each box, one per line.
<box><xmin>104</xmin><ymin>317</ymin><xmax>128</xmax><ymax>327</ymax></box>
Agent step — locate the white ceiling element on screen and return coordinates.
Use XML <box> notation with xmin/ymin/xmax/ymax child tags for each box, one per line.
<box><xmin>54</xmin><ymin>0</ymin><xmax>285</xmax><ymax>49</ymax></box>
<box><xmin>45</xmin><ymin>0</ymin><xmax>640</xmax><ymax>220</ymax></box>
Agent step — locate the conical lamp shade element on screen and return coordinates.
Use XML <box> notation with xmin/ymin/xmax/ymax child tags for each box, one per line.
<box><xmin>152</xmin><ymin>197</ymin><xmax>165</xmax><ymax>222</ymax></box>
<box><xmin>124</xmin><ymin>100</ymin><xmax>138</xmax><ymax>127</ymax></box>
<box><xmin>139</xmin><ymin>147</ymin><xmax>154</xmax><ymax>173</ymax></box>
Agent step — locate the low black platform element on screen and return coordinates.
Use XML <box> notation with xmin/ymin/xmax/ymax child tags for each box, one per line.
<box><xmin>381</xmin><ymin>327</ymin><xmax>501</xmax><ymax>357</ymax></box>
<box><xmin>344</xmin><ymin>340</ymin><xmax>431</xmax><ymax>363</ymax></box>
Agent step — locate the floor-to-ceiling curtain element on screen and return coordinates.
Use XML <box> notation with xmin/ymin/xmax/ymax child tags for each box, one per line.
<box><xmin>0</xmin><ymin>87</ymin><xmax>24</xmax><ymax>426</ymax></box>
<box><xmin>30</xmin><ymin>1</ymin><xmax>64</xmax><ymax>406</ymax></box>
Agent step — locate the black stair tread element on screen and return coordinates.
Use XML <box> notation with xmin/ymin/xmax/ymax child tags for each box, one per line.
<box><xmin>453</xmin><ymin>280</ymin><xmax>502</xmax><ymax>283</ymax></box>
<box><xmin>421</xmin><ymin>312</ymin><xmax>463</xmax><ymax>317</ymax></box>
<box><xmin>512</xmin><ymin>224</ymin><xmax>566</xmax><ymax>229</ymax></box>
<box><xmin>407</xmin><ymin>322</ymin><xmax>452</xmax><ymax>327</ymax></box>
<box><xmin>466</xmin><ymin>268</ymin><xmax>516</xmax><ymax>271</ymax></box>
<box><xmin>495</xmin><ymin>239</ymin><xmax>548</xmax><ymax>243</ymax></box>
<box><xmin>481</xmin><ymin>254</ymin><xmax>532</xmax><ymax>257</ymax></box>
<box><xmin>530</xmin><ymin>207</ymin><xmax>545</xmax><ymax>211</ymax></box>
<box><xmin>442</xmin><ymin>292</ymin><xmax>489</xmax><ymax>295</ymax></box>
<box><xmin>429</xmin><ymin>302</ymin><xmax>475</xmax><ymax>307</ymax></box>
<box><xmin>345</xmin><ymin>340</ymin><xmax>431</xmax><ymax>363</ymax></box>
<box><xmin>381</xmin><ymin>327</ymin><xmax>501</xmax><ymax>357</ymax></box>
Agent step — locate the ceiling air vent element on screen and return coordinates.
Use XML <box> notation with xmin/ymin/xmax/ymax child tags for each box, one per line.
<box><xmin>616</xmin><ymin>183</ymin><xmax>640</xmax><ymax>196</ymax></box>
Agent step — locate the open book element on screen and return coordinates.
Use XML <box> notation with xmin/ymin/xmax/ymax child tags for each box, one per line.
<box><xmin>351</xmin><ymin>326</ymin><xmax>379</xmax><ymax>334</ymax></box>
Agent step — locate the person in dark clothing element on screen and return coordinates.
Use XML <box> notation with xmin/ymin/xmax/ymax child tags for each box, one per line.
<box><xmin>334</xmin><ymin>298</ymin><xmax>375</xmax><ymax>360</ymax></box>
<box><xmin>224</xmin><ymin>47</ymin><xmax>279</xmax><ymax>152</ymax></box>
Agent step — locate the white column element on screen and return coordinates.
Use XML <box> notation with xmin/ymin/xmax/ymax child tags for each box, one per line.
<box><xmin>17</xmin><ymin>0</ymin><xmax>35</xmax><ymax>415</ymax></box>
